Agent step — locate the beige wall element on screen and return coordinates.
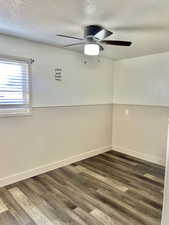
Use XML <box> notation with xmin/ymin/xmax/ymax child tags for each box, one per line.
<box><xmin>0</xmin><ymin>34</ymin><xmax>114</xmax><ymax>186</ymax></box>
<box><xmin>0</xmin><ymin>34</ymin><xmax>168</xmax><ymax>189</ymax></box>
<box><xmin>112</xmin><ymin>104</ymin><xmax>168</xmax><ymax>166</ymax></box>
<box><xmin>0</xmin><ymin>105</ymin><xmax>112</xmax><ymax>186</ymax></box>
<box><xmin>112</xmin><ymin>52</ymin><xmax>169</xmax><ymax>166</ymax></box>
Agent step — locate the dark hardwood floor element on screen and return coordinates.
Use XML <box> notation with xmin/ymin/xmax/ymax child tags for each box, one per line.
<box><xmin>0</xmin><ymin>150</ymin><xmax>165</xmax><ymax>225</ymax></box>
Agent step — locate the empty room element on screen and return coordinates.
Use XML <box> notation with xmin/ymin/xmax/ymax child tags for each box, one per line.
<box><xmin>0</xmin><ymin>0</ymin><xmax>168</xmax><ymax>225</ymax></box>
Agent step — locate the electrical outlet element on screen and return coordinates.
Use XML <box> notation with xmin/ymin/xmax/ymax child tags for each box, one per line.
<box><xmin>125</xmin><ymin>109</ymin><xmax>129</xmax><ymax>115</ymax></box>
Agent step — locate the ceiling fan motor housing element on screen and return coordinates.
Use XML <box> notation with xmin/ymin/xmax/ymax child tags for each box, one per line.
<box><xmin>84</xmin><ymin>25</ymin><xmax>113</xmax><ymax>42</ymax></box>
<box><xmin>84</xmin><ymin>25</ymin><xmax>103</xmax><ymax>39</ymax></box>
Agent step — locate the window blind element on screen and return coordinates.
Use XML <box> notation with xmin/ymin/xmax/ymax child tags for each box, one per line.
<box><xmin>0</xmin><ymin>58</ymin><xmax>31</xmax><ymax>116</ymax></box>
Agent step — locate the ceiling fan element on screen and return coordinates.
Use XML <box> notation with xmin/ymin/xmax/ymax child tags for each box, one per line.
<box><xmin>56</xmin><ymin>25</ymin><xmax>132</xmax><ymax>56</ymax></box>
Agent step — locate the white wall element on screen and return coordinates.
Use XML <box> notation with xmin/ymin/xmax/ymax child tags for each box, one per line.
<box><xmin>112</xmin><ymin>52</ymin><xmax>169</xmax><ymax>166</ymax></box>
<box><xmin>113</xmin><ymin>52</ymin><xmax>169</xmax><ymax>106</ymax></box>
<box><xmin>0</xmin><ymin>34</ymin><xmax>114</xmax><ymax>107</ymax></box>
<box><xmin>0</xmin><ymin>34</ymin><xmax>113</xmax><ymax>186</ymax></box>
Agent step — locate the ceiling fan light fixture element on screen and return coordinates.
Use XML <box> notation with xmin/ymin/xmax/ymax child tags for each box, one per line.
<box><xmin>84</xmin><ymin>44</ymin><xmax>100</xmax><ymax>56</ymax></box>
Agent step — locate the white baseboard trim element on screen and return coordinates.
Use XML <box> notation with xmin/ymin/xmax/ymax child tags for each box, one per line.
<box><xmin>0</xmin><ymin>145</ymin><xmax>112</xmax><ymax>187</ymax></box>
<box><xmin>112</xmin><ymin>145</ymin><xmax>165</xmax><ymax>166</ymax></box>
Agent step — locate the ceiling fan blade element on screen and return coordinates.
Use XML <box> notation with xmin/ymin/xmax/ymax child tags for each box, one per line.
<box><xmin>101</xmin><ymin>40</ymin><xmax>132</xmax><ymax>46</ymax></box>
<box><xmin>64</xmin><ymin>42</ymin><xmax>85</xmax><ymax>47</ymax></box>
<box><xmin>57</xmin><ymin>34</ymin><xmax>83</xmax><ymax>40</ymax></box>
<box><xmin>95</xmin><ymin>29</ymin><xmax>113</xmax><ymax>40</ymax></box>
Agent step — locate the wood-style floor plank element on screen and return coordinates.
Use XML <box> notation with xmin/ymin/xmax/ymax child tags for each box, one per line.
<box><xmin>90</xmin><ymin>209</ymin><xmax>116</xmax><ymax>225</ymax></box>
<box><xmin>0</xmin><ymin>197</ymin><xmax>8</xmax><ymax>214</ymax></box>
<box><xmin>9</xmin><ymin>187</ymin><xmax>54</xmax><ymax>225</ymax></box>
<box><xmin>0</xmin><ymin>188</ymin><xmax>36</xmax><ymax>225</ymax></box>
<box><xmin>74</xmin><ymin>165</ymin><xmax>129</xmax><ymax>192</ymax></box>
<box><xmin>0</xmin><ymin>149</ymin><xmax>165</xmax><ymax>225</ymax></box>
<box><xmin>0</xmin><ymin>211</ymin><xmax>19</xmax><ymax>225</ymax></box>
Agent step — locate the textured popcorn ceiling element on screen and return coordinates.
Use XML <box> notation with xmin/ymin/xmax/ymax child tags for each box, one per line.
<box><xmin>0</xmin><ymin>0</ymin><xmax>169</xmax><ymax>59</ymax></box>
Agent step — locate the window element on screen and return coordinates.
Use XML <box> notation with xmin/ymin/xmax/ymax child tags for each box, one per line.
<box><xmin>0</xmin><ymin>57</ymin><xmax>31</xmax><ymax>116</ymax></box>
